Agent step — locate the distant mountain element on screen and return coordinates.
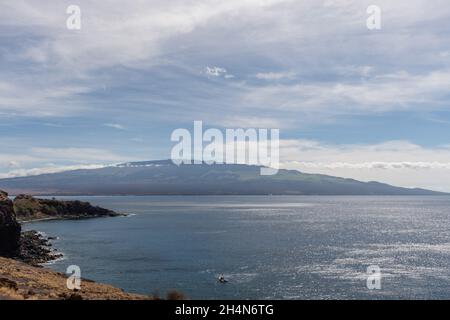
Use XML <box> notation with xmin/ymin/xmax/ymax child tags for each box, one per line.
<box><xmin>0</xmin><ymin>160</ymin><xmax>444</xmax><ymax>196</ymax></box>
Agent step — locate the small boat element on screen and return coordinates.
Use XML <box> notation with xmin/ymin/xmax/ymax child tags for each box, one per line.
<box><xmin>218</xmin><ymin>275</ymin><xmax>228</xmax><ymax>283</ymax></box>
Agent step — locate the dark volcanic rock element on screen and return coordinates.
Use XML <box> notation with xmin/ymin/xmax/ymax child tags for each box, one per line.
<box><xmin>13</xmin><ymin>194</ymin><xmax>122</xmax><ymax>222</ymax></box>
<box><xmin>0</xmin><ymin>190</ymin><xmax>56</xmax><ymax>264</ymax></box>
<box><xmin>0</xmin><ymin>191</ymin><xmax>21</xmax><ymax>257</ymax></box>
<box><xmin>0</xmin><ymin>277</ymin><xmax>18</xmax><ymax>290</ymax></box>
<box><xmin>18</xmin><ymin>231</ymin><xmax>62</xmax><ymax>265</ymax></box>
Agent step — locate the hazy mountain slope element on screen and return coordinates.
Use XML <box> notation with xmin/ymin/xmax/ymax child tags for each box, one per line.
<box><xmin>0</xmin><ymin>160</ymin><xmax>444</xmax><ymax>196</ymax></box>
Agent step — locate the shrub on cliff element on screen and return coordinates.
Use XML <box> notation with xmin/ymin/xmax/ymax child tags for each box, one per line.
<box><xmin>13</xmin><ymin>194</ymin><xmax>119</xmax><ymax>221</ymax></box>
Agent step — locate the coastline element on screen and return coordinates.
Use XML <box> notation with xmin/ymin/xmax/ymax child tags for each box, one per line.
<box><xmin>0</xmin><ymin>216</ymin><xmax>154</xmax><ymax>300</ymax></box>
<box><xmin>12</xmin><ymin>195</ymin><xmax>126</xmax><ymax>265</ymax></box>
<box><xmin>18</xmin><ymin>213</ymin><xmax>127</xmax><ymax>224</ymax></box>
<box><xmin>0</xmin><ymin>192</ymin><xmax>164</xmax><ymax>300</ymax></box>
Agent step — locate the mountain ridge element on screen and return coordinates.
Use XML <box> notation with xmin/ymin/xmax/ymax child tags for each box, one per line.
<box><xmin>0</xmin><ymin>160</ymin><xmax>445</xmax><ymax>196</ymax></box>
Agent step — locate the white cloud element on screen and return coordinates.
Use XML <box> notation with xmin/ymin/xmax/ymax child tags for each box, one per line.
<box><xmin>7</xmin><ymin>161</ymin><xmax>20</xmax><ymax>168</ymax></box>
<box><xmin>1</xmin><ymin>0</ymin><xmax>450</xmax><ymax>193</ymax></box>
<box><xmin>289</xmin><ymin>161</ymin><xmax>450</xmax><ymax>170</ymax></box>
<box><xmin>2</xmin><ymin>0</ymin><xmax>292</xmax><ymax>73</ymax></box>
<box><xmin>0</xmin><ymin>164</ymin><xmax>108</xmax><ymax>179</ymax></box>
<box><xmin>279</xmin><ymin>139</ymin><xmax>450</xmax><ymax>165</ymax></box>
<box><xmin>29</xmin><ymin>147</ymin><xmax>130</xmax><ymax>163</ymax></box>
<box><xmin>0</xmin><ymin>147</ymin><xmax>130</xmax><ymax>172</ymax></box>
<box><xmin>0</xmin><ymin>146</ymin><xmax>137</xmax><ymax>179</ymax></box>
<box><xmin>204</xmin><ymin>66</ymin><xmax>234</xmax><ymax>79</ymax></box>
<box><xmin>1</xmin><ymin>0</ymin><xmax>450</xmax><ymax>120</ymax></box>
<box><xmin>0</xmin><ymin>81</ymin><xmax>91</xmax><ymax>116</ymax></box>
<box><xmin>218</xmin><ymin>116</ymin><xmax>283</xmax><ymax>128</ymax></box>
<box><xmin>279</xmin><ymin>140</ymin><xmax>450</xmax><ymax>192</ymax></box>
<box><xmin>243</xmin><ymin>70</ymin><xmax>450</xmax><ymax>113</ymax></box>
<box><xmin>205</xmin><ymin>66</ymin><xmax>227</xmax><ymax>77</ymax></box>
<box><xmin>104</xmin><ymin>123</ymin><xmax>126</xmax><ymax>130</ymax></box>
<box><xmin>335</xmin><ymin>65</ymin><xmax>374</xmax><ymax>77</ymax></box>
<box><xmin>255</xmin><ymin>71</ymin><xmax>296</xmax><ymax>80</ymax></box>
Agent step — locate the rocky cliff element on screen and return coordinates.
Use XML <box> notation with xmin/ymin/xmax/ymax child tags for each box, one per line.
<box><xmin>0</xmin><ymin>191</ymin><xmax>21</xmax><ymax>257</ymax></box>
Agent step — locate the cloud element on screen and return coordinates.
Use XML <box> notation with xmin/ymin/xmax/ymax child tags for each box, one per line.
<box><xmin>279</xmin><ymin>140</ymin><xmax>450</xmax><ymax>191</ymax></box>
<box><xmin>335</xmin><ymin>65</ymin><xmax>374</xmax><ymax>77</ymax></box>
<box><xmin>104</xmin><ymin>123</ymin><xmax>126</xmax><ymax>130</ymax></box>
<box><xmin>255</xmin><ymin>71</ymin><xmax>296</xmax><ymax>80</ymax></box>
<box><xmin>279</xmin><ymin>139</ymin><xmax>450</xmax><ymax>164</ymax></box>
<box><xmin>0</xmin><ymin>147</ymin><xmax>131</xmax><ymax>172</ymax></box>
<box><xmin>2</xmin><ymin>0</ymin><xmax>450</xmax><ymax>122</ymax></box>
<box><xmin>205</xmin><ymin>66</ymin><xmax>227</xmax><ymax>77</ymax></box>
<box><xmin>243</xmin><ymin>70</ymin><xmax>450</xmax><ymax>113</ymax></box>
<box><xmin>2</xmin><ymin>0</ymin><xmax>292</xmax><ymax>73</ymax></box>
<box><xmin>1</xmin><ymin>0</ymin><xmax>450</xmax><ymax>192</ymax></box>
<box><xmin>0</xmin><ymin>146</ymin><xmax>138</xmax><ymax>179</ymax></box>
<box><xmin>218</xmin><ymin>116</ymin><xmax>283</xmax><ymax>128</ymax></box>
<box><xmin>29</xmin><ymin>147</ymin><xmax>130</xmax><ymax>163</ymax></box>
<box><xmin>0</xmin><ymin>81</ymin><xmax>91</xmax><ymax>117</ymax></box>
<box><xmin>7</xmin><ymin>161</ymin><xmax>20</xmax><ymax>168</ymax></box>
<box><xmin>0</xmin><ymin>164</ymin><xmax>108</xmax><ymax>179</ymax></box>
<box><xmin>287</xmin><ymin>161</ymin><xmax>450</xmax><ymax>170</ymax></box>
<box><xmin>204</xmin><ymin>66</ymin><xmax>235</xmax><ymax>79</ymax></box>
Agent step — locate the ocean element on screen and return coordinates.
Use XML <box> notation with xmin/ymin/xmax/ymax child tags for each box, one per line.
<box><xmin>23</xmin><ymin>195</ymin><xmax>450</xmax><ymax>299</ymax></box>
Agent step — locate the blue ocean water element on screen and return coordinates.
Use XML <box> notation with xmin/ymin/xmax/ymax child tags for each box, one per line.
<box><xmin>23</xmin><ymin>195</ymin><xmax>450</xmax><ymax>299</ymax></box>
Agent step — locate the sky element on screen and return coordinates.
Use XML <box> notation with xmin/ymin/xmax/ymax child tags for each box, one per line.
<box><xmin>1</xmin><ymin>0</ymin><xmax>450</xmax><ymax>191</ymax></box>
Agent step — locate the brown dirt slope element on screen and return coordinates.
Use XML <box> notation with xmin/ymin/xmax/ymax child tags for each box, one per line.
<box><xmin>0</xmin><ymin>257</ymin><xmax>151</xmax><ymax>300</ymax></box>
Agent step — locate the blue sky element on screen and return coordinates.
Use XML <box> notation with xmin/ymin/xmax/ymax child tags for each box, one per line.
<box><xmin>1</xmin><ymin>0</ymin><xmax>450</xmax><ymax>191</ymax></box>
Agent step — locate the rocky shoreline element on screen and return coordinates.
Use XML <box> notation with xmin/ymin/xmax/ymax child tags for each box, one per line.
<box><xmin>18</xmin><ymin>231</ymin><xmax>62</xmax><ymax>265</ymax></box>
<box><xmin>0</xmin><ymin>190</ymin><xmax>154</xmax><ymax>300</ymax></box>
<box><xmin>2</xmin><ymin>192</ymin><xmax>125</xmax><ymax>265</ymax></box>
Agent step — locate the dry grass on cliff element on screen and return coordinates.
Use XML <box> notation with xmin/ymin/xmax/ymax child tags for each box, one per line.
<box><xmin>0</xmin><ymin>257</ymin><xmax>152</xmax><ymax>300</ymax></box>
